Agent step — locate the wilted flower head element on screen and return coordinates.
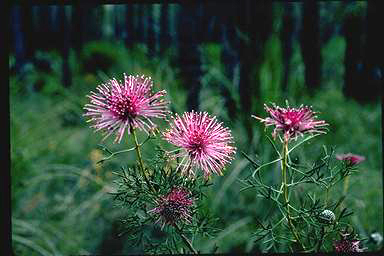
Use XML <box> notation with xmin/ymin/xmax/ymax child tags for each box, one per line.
<box><xmin>83</xmin><ymin>74</ymin><xmax>169</xmax><ymax>143</ymax></box>
<box><xmin>333</xmin><ymin>232</ymin><xmax>365</xmax><ymax>252</ymax></box>
<box><xmin>252</xmin><ymin>103</ymin><xmax>328</xmax><ymax>141</ymax></box>
<box><xmin>336</xmin><ymin>153</ymin><xmax>365</xmax><ymax>167</ymax></box>
<box><xmin>149</xmin><ymin>187</ymin><xmax>193</xmax><ymax>229</ymax></box>
<box><xmin>163</xmin><ymin>111</ymin><xmax>236</xmax><ymax>178</ymax></box>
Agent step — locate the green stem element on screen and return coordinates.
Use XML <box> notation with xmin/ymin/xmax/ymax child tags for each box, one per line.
<box><xmin>131</xmin><ymin>128</ymin><xmax>155</xmax><ymax>193</ymax></box>
<box><xmin>340</xmin><ymin>174</ymin><xmax>350</xmax><ymax>209</ymax></box>
<box><xmin>317</xmin><ymin>226</ymin><xmax>325</xmax><ymax>252</ymax></box>
<box><xmin>175</xmin><ymin>224</ymin><xmax>198</xmax><ymax>254</ymax></box>
<box><xmin>97</xmin><ymin>135</ymin><xmax>151</xmax><ymax>164</ymax></box>
<box><xmin>281</xmin><ymin>139</ymin><xmax>306</xmax><ymax>251</ymax></box>
<box><xmin>343</xmin><ymin>175</ymin><xmax>350</xmax><ymax>195</ymax></box>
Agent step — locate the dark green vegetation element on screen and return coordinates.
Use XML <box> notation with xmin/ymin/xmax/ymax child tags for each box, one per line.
<box><xmin>10</xmin><ymin>2</ymin><xmax>382</xmax><ymax>254</ymax></box>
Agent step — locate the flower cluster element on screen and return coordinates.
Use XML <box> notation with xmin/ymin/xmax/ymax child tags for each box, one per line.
<box><xmin>149</xmin><ymin>187</ymin><xmax>194</xmax><ymax>229</ymax></box>
<box><xmin>84</xmin><ymin>73</ymin><xmax>368</xmax><ymax>253</ymax></box>
<box><xmin>84</xmin><ymin>74</ymin><xmax>236</xmax><ymax>231</ymax></box>
<box><xmin>163</xmin><ymin>111</ymin><xmax>236</xmax><ymax>178</ymax></box>
<box><xmin>252</xmin><ymin>103</ymin><xmax>328</xmax><ymax>141</ymax></box>
<box><xmin>84</xmin><ymin>74</ymin><xmax>169</xmax><ymax>143</ymax></box>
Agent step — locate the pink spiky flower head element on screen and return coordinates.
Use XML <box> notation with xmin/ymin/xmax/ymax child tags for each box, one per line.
<box><xmin>252</xmin><ymin>102</ymin><xmax>328</xmax><ymax>142</ymax></box>
<box><xmin>336</xmin><ymin>153</ymin><xmax>365</xmax><ymax>167</ymax></box>
<box><xmin>149</xmin><ymin>187</ymin><xmax>193</xmax><ymax>229</ymax></box>
<box><xmin>163</xmin><ymin>111</ymin><xmax>236</xmax><ymax>179</ymax></box>
<box><xmin>333</xmin><ymin>232</ymin><xmax>365</xmax><ymax>252</ymax></box>
<box><xmin>83</xmin><ymin>74</ymin><xmax>169</xmax><ymax>143</ymax></box>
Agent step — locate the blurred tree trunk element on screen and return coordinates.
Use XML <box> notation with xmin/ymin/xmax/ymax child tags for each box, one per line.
<box><xmin>72</xmin><ymin>4</ymin><xmax>85</xmax><ymax>55</ymax></box>
<box><xmin>281</xmin><ymin>3</ymin><xmax>294</xmax><ymax>92</ymax></box>
<box><xmin>125</xmin><ymin>4</ymin><xmax>135</xmax><ymax>48</ymax></box>
<box><xmin>147</xmin><ymin>5</ymin><xmax>156</xmax><ymax>57</ymax></box>
<box><xmin>237</xmin><ymin>0</ymin><xmax>254</xmax><ymax>122</ymax></box>
<box><xmin>160</xmin><ymin>3</ymin><xmax>171</xmax><ymax>54</ymax></box>
<box><xmin>343</xmin><ymin>7</ymin><xmax>364</xmax><ymax>101</ymax></box>
<box><xmin>361</xmin><ymin>1</ymin><xmax>383</xmax><ymax>102</ymax></box>
<box><xmin>59</xmin><ymin>6</ymin><xmax>71</xmax><ymax>87</ymax></box>
<box><xmin>94</xmin><ymin>6</ymin><xmax>104</xmax><ymax>41</ymax></box>
<box><xmin>137</xmin><ymin>5</ymin><xmax>146</xmax><ymax>44</ymax></box>
<box><xmin>300</xmin><ymin>1</ymin><xmax>321</xmax><ymax>92</ymax></box>
<box><xmin>114</xmin><ymin>6</ymin><xmax>122</xmax><ymax>40</ymax></box>
<box><xmin>20</xmin><ymin>3</ymin><xmax>34</xmax><ymax>61</ymax></box>
<box><xmin>178</xmin><ymin>4</ymin><xmax>203</xmax><ymax>111</ymax></box>
<box><xmin>237</xmin><ymin>0</ymin><xmax>273</xmax><ymax>139</ymax></box>
<box><xmin>11</xmin><ymin>6</ymin><xmax>26</xmax><ymax>73</ymax></box>
<box><xmin>219</xmin><ymin>2</ymin><xmax>239</xmax><ymax>120</ymax></box>
<box><xmin>82</xmin><ymin>5</ymin><xmax>103</xmax><ymax>42</ymax></box>
<box><xmin>169</xmin><ymin>4</ymin><xmax>179</xmax><ymax>51</ymax></box>
<box><xmin>202</xmin><ymin>3</ymin><xmax>220</xmax><ymax>42</ymax></box>
<box><xmin>36</xmin><ymin>6</ymin><xmax>53</xmax><ymax>51</ymax></box>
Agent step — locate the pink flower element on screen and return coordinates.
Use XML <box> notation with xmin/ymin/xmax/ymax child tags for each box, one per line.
<box><xmin>163</xmin><ymin>111</ymin><xmax>236</xmax><ymax>178</ymax></box>
<box><xmin>336</xmin><ymin>153</ymin><xmax>365</xmax><ymax>167</ymax></box>
<box><xmin>333</xmin><ymin>233</ymin><xmax>365</xmax><ymax>252</ymax></box>
<box><xmin>83</xmin><ymin>74</ymin><xmax>169</xmax><ymax>143</ymax></box>
<box><xmin>252</xmin><ymin>103</ymin><xmax>328</xmax><ymax>141</ymax></box>
<box><xmin>149</xmin><ymin>187</ymin><xmax>193</xmax><ymax>229</ymax></box>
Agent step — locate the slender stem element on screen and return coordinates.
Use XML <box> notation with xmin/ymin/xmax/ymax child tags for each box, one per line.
<box><xmin>343</xmin><ymin>175</ymin><xmax>350</xmax><ymax>195</ymax></box>
<box><xmin>174</xmin><ymin>224</ymin><xmax>198</xmax><ymax>254</ymax></box>
<box><xmin>131</xmin><ymin>128</ymin><xmax>155</xmax><ymax>193</ymax></box>
<box><xmin>340</xmin><ymin>174</ymin><xmax>350</xmax><ymax>209</ymax></box>
<box><xmin>97</xmin><ymin>135</ymin><xmax>151</xmax><ymax>164</ymax></box>
<box><xmin>103</xmin><ymin>147</ymin><xmax>136</xmax><ymax>159</ymax></box>
<box><xmin>281</xmin><ymin>139</ymin><xmax>306</xmax><ymax>251</ymax></box>
<box><xmin>317</xmin><ymin>226</ymin><xmax>325</xmax><ymax>252</ymax></box>
<box><xmin>252</xmin><ymin>158</ymin><xmax>282</xmax><ymax>179</ymax></box>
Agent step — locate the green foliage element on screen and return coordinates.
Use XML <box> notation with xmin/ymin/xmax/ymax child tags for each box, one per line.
<box><xmin>10</xmin><ymin>35</ymin><xmax>382</xmax><ymax>254</ymax></box>
<box><xmin>9</xmin><ymin>51</ymin><xmax>65</xmax><ymax>98</ymax></box>
<box><xmin>110</xmin><ymin>148</ymin><xmax>218</xmax><ymax>254</ymax></box>
<box><xmin>242</xmin><ymin>135</ymin><xmax>367</xmax><ymax>252</ymax></box>
<box><xmin>321</xmin><ymin>36</ymin><xmax>346</xmax><ymax>90</ymax></box>
<box><xmin>200</xmin><ymin>43</ymin><xmax>241</xmax><ymax>123</ymax></box>
<box><xmin>259</xmin><ymin>34</ymin><xmax>283</xmax><ymax>104</ymax></box>
<box><xmin>81</xmin><ymin>41</ymin><xmax>122</xmax><ymax>73</ymax></box>
<box><xmin>286</xmin><ymin>41</ymin><xmax>307</xmax><ymax>101</ymax></box>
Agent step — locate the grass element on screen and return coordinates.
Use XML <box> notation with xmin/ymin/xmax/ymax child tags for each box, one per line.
<box><xmin>10</xmin><ymin>38</ymin><xmax>382</xmax><ymax>253</ymax></box>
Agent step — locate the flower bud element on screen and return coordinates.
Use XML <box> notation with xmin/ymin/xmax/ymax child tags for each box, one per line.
<box><xmin>370</xmin><ymin>232</ymin><xmax>383</xmax><ymax>245</ymax></box>
<box><xmin>318</xmin><ymin>209</ymin><xmax>335</xmax><ymax>224</ymax></box>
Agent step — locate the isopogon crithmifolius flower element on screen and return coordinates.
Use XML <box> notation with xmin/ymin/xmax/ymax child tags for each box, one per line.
<box><xmin>84</xmin><ymin>74</ymin><xmax>169</xmax><ymax>143</ymax></box>
<box><xmin>163</xmin><ymin>111</ymin><xmax>236</xmax><ymax>178</ymax></box>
